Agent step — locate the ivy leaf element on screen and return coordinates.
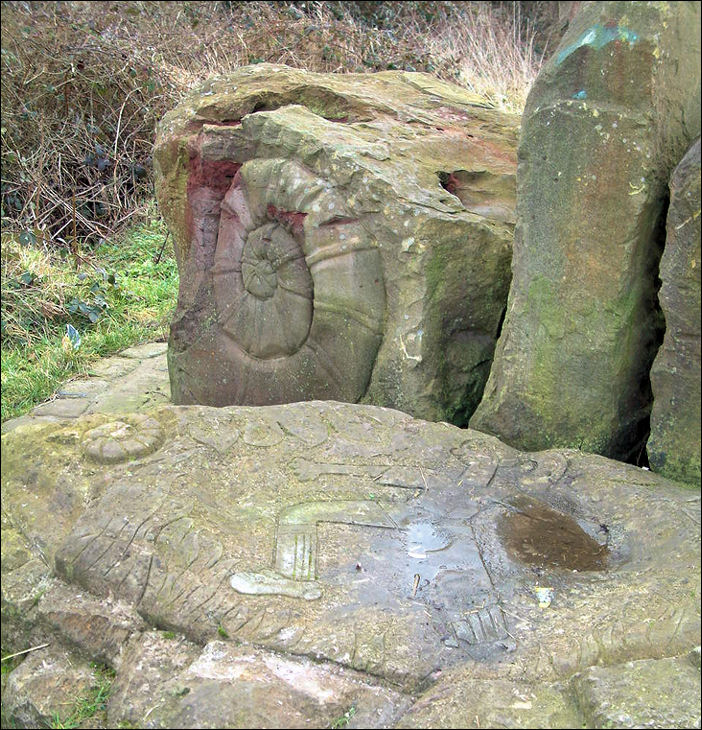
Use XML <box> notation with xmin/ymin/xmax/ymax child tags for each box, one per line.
<box><xmin>18</xmin><ymin>231</ymin><xmax>36</xmax><ymax>247</ymax></box>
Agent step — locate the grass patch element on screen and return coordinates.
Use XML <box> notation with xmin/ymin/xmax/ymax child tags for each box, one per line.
<box><xmin>1</xmin><ymin>648</ymin><xmax>22</xmax><ymax>677</ymax></box>
<box><xmin>49</xmin><ymin>662</ymin><xmax>115</xmax><ymax>730</ymax></box>
<box><xmin>1</xmin><ymin>212</ymin><xmax>177</xmax><ymax>422</ymax></box>
<box><xmin>330</xmin><ymin>705</ymin><xmax>356</xmax><ymax>729</ymax></box>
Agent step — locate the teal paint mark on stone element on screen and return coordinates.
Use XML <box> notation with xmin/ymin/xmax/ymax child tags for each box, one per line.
<box><xmin>556</xmin><ymin>23</ymin><xmax>639</xmax><ymax>65</ymax></box>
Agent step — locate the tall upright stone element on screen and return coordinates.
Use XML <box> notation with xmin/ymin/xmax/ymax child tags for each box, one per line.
<box><xmin>648</xmin><ymin>138</ymin><xmax>701</xmax><ymax>487</ymax></box>
<box><xmin>154</xmin><ymin>65</ymin><xmax>518</xmax><ymax>424</ymax></box>
<box><xmin>471</xmin><ymin>1</ymin><xmax>701</xmax><ymax>462</ymax></box>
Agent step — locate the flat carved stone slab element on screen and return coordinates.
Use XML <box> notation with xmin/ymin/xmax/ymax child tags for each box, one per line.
<box><xmin>2</xmin><ymin>401</ymin><xmax>700</xmax><ymax>726</ymax></box>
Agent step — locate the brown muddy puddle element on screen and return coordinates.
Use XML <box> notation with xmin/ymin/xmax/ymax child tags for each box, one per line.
<box><xmin>498</xmin><ymin>495</ymin><xmax>609</xmax><ymax>571</ymax></box>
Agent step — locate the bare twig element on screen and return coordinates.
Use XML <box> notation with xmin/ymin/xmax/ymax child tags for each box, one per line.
<box><xmin>153</xmin><ymin>230</ymin><xmax>170</xmax><ymax>265</ymax></box>
<box><xmin>1</xmin><ymin>643</ymin><xmax>51</xmax><ymax>662</ymax></box>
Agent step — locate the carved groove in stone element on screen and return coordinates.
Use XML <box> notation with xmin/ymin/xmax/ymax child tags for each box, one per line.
<box><xmin>275</xmin><ymin>500</ymin><xmax>397</xmax><ymax>581</ymax></box>
<box><xmin>450</xmin><ymin>605</ymin><xmax>508</xmax><ymax>645</ymax></box>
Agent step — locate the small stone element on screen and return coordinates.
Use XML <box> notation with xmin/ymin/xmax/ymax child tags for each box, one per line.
<box><xmin>2</xmin><ymin>648</ymin><xmax>99</xmax><ymax>729</ymax></box>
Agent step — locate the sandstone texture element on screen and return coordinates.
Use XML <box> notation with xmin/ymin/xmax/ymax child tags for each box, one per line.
<box><xmin>2</xmin><ymin>349</ymin><xmax>700</xmax><ymax>729</ymax></box>
<box><xmin>154</xmin><ymin>64</ymin><xmax>518</xmax><ymax>425</ymax></box>
<box><xmin>471</xmin><ymin>1</ymin><xmax>701</xmax><ymax>463</ymax></box>
<box><xmin>648</xmin><ymin>138</ymin><xmax>701</xmax><ymax>487</ymax></box>
<box><xmin>2</xmin><ymin>648</ymin><xmax>103</xmax><ymax>728</ymax></box>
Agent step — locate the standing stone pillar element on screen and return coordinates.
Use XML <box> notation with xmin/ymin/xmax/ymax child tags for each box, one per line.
<box><xmin>471</xmin><ymin>1</ymin><xmax>701</xmax><ymax>462</ymax></box>
<box><xmin>648</xmin><ymin>139</ymin><xmax>701</xmax><ymax>487</ymax></box>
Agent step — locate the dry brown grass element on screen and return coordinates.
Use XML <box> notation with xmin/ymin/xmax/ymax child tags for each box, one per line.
<box><xmin>1</xmin><ymin>1</ymin><xmax>557</xmax><ymax>248</ymax></box>
<box><xmin>428</xmin><ymin>3</ymin><xmax>551</xmax><ymax>112</ymax></box>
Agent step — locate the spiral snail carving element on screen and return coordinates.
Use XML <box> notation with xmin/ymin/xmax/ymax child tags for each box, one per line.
<box><xmin>207</xmin><ymin>158</ymin><xmax>385</xmax><ymax>405</ymax></box>
<box><xmin>157</xmin><ymin>65</ymin><xmax>518</xmax><ymax>418</ymax></box>
<box><xmin>82</xmin><ymin>414</ymin><xmax>164</xmax><ymax>464</ymax></box>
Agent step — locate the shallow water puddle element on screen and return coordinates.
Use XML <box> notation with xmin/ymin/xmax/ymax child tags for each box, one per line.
<box><xmin>406</xmin><ymin>522</ymin><xmax>453</xmax><ymax>559</ymax></box>
<box><xmin>498</xmin><ymin>495</ymin><xmax>608</xmax><ymax>571</ymax></box>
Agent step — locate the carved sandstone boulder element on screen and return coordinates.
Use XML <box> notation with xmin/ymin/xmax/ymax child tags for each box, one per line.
<box><xmin>154</xmin><ymin>64</ymin><xmax>518</xmax><ymax>424</ymax></box>
<box><xmin>471</xmin><ymin>1</ymin><xmax>701</xmax><ymax>462</ymax></box>
<box><xmin>1</xmin><ymin>399</ymin><xmax>700</xmax><ymax>728</ymax></box>
<box><xmin>648</xmin><ymin>138</ymin><xmax>701</xmax><ymax>487</ymax></box>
